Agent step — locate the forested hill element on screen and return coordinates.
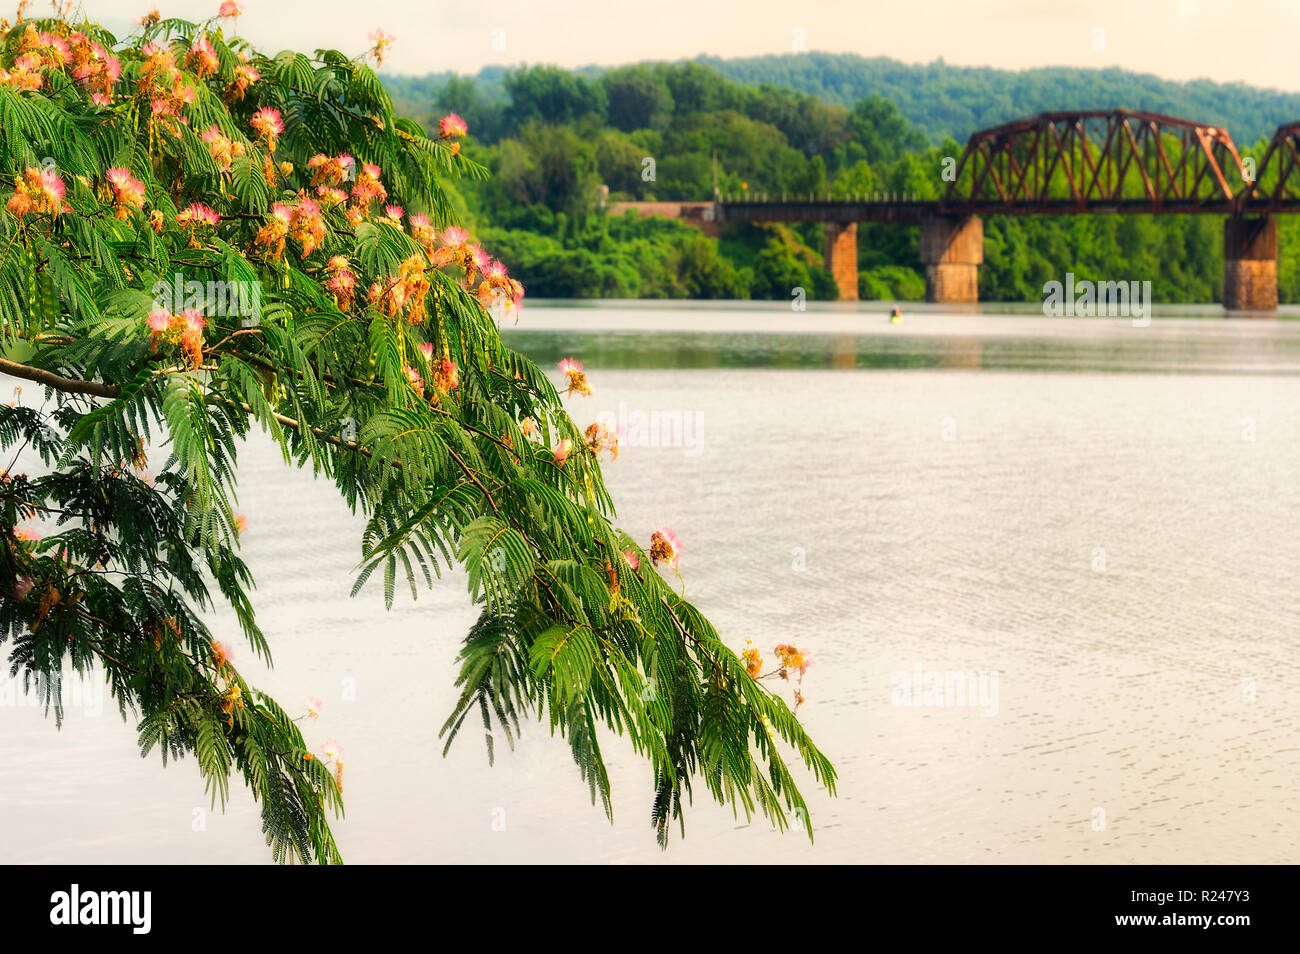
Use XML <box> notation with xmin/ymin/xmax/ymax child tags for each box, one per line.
<box><xmin>697</xmin><ymin>53</ymin><xmax>1300</xmax><ymax>148</ymax></box>
<box><xmin>379</xmin><ymin>55</ymin><xmax>1300</xmax><ymax>305</ymax></box>
<box><xmin>386</xmin><ymin>52</ymin><xmax>1300</xmax><ymax>150</ymax></box>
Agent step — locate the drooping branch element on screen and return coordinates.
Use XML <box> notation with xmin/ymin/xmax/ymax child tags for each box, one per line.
<box><xmin>0</xmin><ymin>358</ymin><xmax>121</xmax><ymax>398</ymax></box>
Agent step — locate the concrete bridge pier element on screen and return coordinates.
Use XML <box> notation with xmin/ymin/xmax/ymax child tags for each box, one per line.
<box><xmin>824</xmin><ymin>221</ymin><xmax>858</xmax><ymax>300</ymax></box>
<box><xmin>1223</xmin><ymin>217</ymin><xmax>1278</xmax><ymax>313</ymax></box>
<box><xmin>921</xmin><ymin>216</ymin><xmax>983</xmax><ymax>304</ymax></box>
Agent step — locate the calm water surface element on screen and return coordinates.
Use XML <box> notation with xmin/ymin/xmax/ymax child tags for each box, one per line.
<box><xmin>4</xmin><ymin>302</ymin><xmax>1299</xmax><ymax>863</ymax></box>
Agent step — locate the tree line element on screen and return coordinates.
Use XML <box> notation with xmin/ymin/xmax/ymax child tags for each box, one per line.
<box><xmin>384</xmin><ymin>57</ymin><xmax>1300</xmax><ymax>304</ymax></box>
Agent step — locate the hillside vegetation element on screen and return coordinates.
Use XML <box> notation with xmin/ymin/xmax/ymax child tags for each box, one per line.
<box><xmin>383</xmin><ymin>55</ymin><xmax>1300</xmax><ymax>304</ymax></box>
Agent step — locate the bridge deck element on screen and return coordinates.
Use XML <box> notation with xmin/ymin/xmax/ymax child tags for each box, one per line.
<box><xmin>714</xmin><ymin>198</ymin><xmax>1300</xmax><ymax>224</ymax></box>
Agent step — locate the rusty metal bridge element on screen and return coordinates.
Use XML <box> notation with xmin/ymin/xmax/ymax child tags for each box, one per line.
<box><xmin>612</xmin><ymin>110</ymin><xmax>1300</xmax><ymax>309</ymax></box>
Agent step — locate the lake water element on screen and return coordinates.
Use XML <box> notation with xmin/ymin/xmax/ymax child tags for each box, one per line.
<box><xmin>4</xmin><ymin>302</ymin><xmax>1299</xmax><ymax>864</ymax></box>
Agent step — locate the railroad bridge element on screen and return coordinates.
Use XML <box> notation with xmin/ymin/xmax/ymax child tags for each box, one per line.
<box><xmin>611</xmin><ymin>110</ymin><xmax>1300</xmax><ymax>311</ymax></box>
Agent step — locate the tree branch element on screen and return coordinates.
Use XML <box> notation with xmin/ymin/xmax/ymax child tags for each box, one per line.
<box><xmin>0</xmin><ymin>358</ymin><xmax>121</xmax><ymax>398</ymax></box>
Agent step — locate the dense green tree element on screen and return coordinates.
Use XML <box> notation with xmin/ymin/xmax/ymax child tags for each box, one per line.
<box><xmin>742</xmin><ymin>85</ymin><xmax>848</xmax><ymax>156</ymax></box>
<box><xmin>492</xmin><ymin>124</ymin><xmax>601</xmax><ymax>218</ymax></box>
<box><xmin>748</xmin><ymin>225</ymin><xmax>836</xmax><ymax>300</ymax></box>
<box><xmin>504</xmin><ymin>65</ymin><xmax>607</xmax><ymax>128</ymax></box>
<box><xmin>603</xmin><ymin>65</ymin><xmax>674</xmax><ymax>133</ymax></box>
<box><xmin>593</xmin><ymin>127</ymin><xmax>651</xmax><ymax>199</ymax></box>
<box><xmin>860</xmin><ymin>265</ymin><xmax>925</xmax><ymax>301</ymax></box>
<box><xmin>845</xmin><ymin>96</ymin><xmax>927</xmax><ymax>166</ymax></box>
<box><xmin>0</xmin><ymin>10</ymin><xmax>836</xmax><ymax>865</ymax></box>
<box><xmin>657</xmin><ymin>61</ymin><xmax>739</xmax><ymax>116</ymax></box>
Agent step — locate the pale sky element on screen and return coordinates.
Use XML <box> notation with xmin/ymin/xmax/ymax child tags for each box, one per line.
<box><xmin>90</xmin><ymin>0</ymin><xmax>1300</xmax><ymax>91</ymax></box>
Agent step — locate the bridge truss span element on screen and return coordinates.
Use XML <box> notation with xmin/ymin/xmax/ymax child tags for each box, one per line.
<box><xmin>941</xmin><ymin>109</ymin><xmax>1250</xmax><ymax>215</ymax></box>
<box><xmin>1240</xmin><ymin>122</ymin><xmax>1300</xmax><ymax>214</ymax></box>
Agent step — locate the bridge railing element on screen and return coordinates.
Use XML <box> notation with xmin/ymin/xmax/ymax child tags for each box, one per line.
<box><xmin>715</xmin><ymin>192</ymin><xmax>928</xmax><ymax>204</ymax></box>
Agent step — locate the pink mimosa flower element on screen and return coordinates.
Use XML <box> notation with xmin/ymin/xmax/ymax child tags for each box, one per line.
<box><xmin>105</xmin><ymin>168</ymin><xmax>146</xmax><ymax>213</ymax></box>
<box><xmin>440</xmin><ymin>226</ymin><xmax>469</xmax><ymax>248</ymax></box>
<box><xmin>186</xmin><ymin>35</ymin><xmax>219</xmax><ymax>78</ymax></box>
<box><xmin>38</xmin><ymin>33</ymin><xmax>69</xmax><ymax>61</ymax></box>
<box><xmin>476</xmin><ymin>255</ymin><xmax>523</xmax><ymax>313</ymax></box>
<box><xmin>218</xmin><ymin>1</ymin><xmax>244</xmax><ymax>17</ymax></box>
<box><xmin>250</xmin><ymin>107</ymin><xmax>283</xmax><ymax>143</ymax></box>
<box><xmin>324</xmin><ymin>255</ymin><xmax>358</xmax><ymax>309</ymax></box>
<box><xmin>200</xmin><ymin>125</ymin><xmax>245</xmax><ymax>171</ymax></box>
<box><xmin>146</xmin><ymin>308</ymin><xmax>169</xmax><ymax>332</ymax></box>
<box><xmin>584</xmin><ymin>421</ymin><xmax>619</xmax><ymax>460</ymax></box>
<box><xmin>349</xmin><ymin>163</ymin><xmax>387</xmax><ymax>206</ymax></box>
<box><xmin>433</xmin><ymin>357</ymin><xmax>459</xmax><ymax>393</ymax></box>
<box><xmin>409</xmin><ymin>214</ymin><xmax>436</xmax><ymax>249</ymax></box>
<box><xmin>649</xmin><ymin>526</ymin><xmax>681</xmax><ymax>571</ymax></box>
<box><xmin>774</xmin><ymin>644</ymin><xmax>811</xmax><ymax>674</ymax></box>
<box><xmin>307</xmin><ymin>153</ymin><xmax>352</xmax><ymax>186</ymax></box>
<box><xmin>288</xmin><ymin>199</ymin><xmax>325</xmax><ymax>255</ymax></box>
<box><xmin>558</xmin><ymin>357</ymin><xmax>591</xmax><ymax>396</ymax></box>
<box><xmin>321</xmin><ymin>739</ymin><xmax>345</xmax><ymax>789</ymax></box>
<box><xmin>306</xmin><ymin>697</ymin><xmax>323</xmax><ymax>719</ymax></box>
<box><xmin>553</xmin><ymin>438</ymin><xmax>572</xmax><ymax>466</ymax></box>
<box><xmin>438</xmin><ymin>112</ymin><xmax>468</xmax><ymax>139</ymax></box>
<box><xmin>38</xmin><ymin>169</ymin><xmax>66</xmax><ymax>211</ymax></box>
<box><xmin>231</xmin><ymin>62</ymin><xmax>259</xmax><ymax>89</ymax></box>
<box><xmin>368</xmin><ymin>29</ymin><xmax>395</xmax><ymax>65</ymax></box>
<box><xmin>470</xmin><ymin>245</ymin><xmax>491</xmax><ymax>273</ymax></box>
<box><xmin>5</xmin><ymin>193</ymin><xmax>33</xmax><ymax>217</ymax></box>
<box><xmin>623</xmin><ymin>549</ymin><xmax>640</xmax><ymax>570</ymax></box>
<box><xmin>254</xmin><ymin>203</ymin><xmax>292</xmax><ymax>259</ymax></box>
<box><xmin>177</xmin><ymin>203</ymin><xmax>220</xmax><ymax>227</ymax></box>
